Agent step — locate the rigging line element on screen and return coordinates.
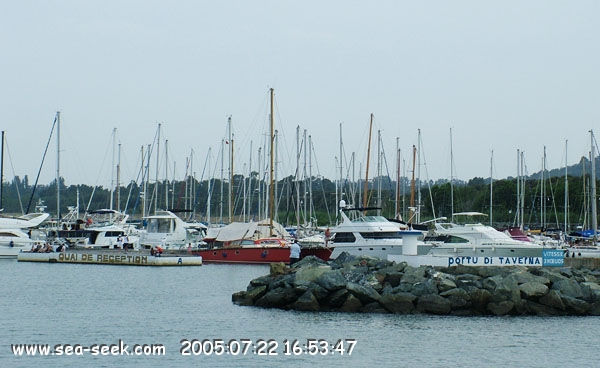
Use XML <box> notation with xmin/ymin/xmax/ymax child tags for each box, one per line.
<box><xmin>4</xmin><ymin>137</ymin><xmax>25</xmax><ymax>215</ymax></box>
<box><xmin>26</xmin><ymin>114</ymin><xmax>58</xmax><ymax>214</ymax></box>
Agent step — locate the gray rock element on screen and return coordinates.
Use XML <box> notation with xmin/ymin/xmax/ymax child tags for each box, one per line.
<box><xmin>379</xmin><ymin>292</ymin><xmax>417</xmax><ymax>314</ymax></box>
<box><xmin>270</xmin><ymin>262</ymin><xmax>289</xmax><ymax>276</ymax></box>
<box><xmin>519</xmin><ymin>282</ymin><xmax>549</xmax><ymax>299</ymax></box>
<box><xmin>360</xmin><ymin>302</ymin><xmax>389</xmax><ymax>313</ymax></box>
<box><xmin>255</xmin><ymin>287</ymin><xmax>301</xmax><ymax>309</ymax></box>
<box><xmin>440</xmin><ymin>288</ymin><xmax>471</xmax><ymax>309</ymax></box>
<box><xmin>505</xmin><ymin>270</ymin><xmax>550</xmax><ymax>285</ymax></box>
<box><xmin>327</xmin><ymin>288</ymin><xmax>350</xmax><ymax>308</ymax></box>
<box><xmin>347</xmin><ymin>282</ymin><xmax>381</xmax><ymax>304</ymax></box>
<box><xmin>315</xmin><ymin>269</ymin><xmax>347</xmax><ymax>291</ymax></box>
<box><xmin>552</xmin><ymin>279</ymin><xmax>585</xmax><ymax>299</ymax></box>
<box><xmin>455</xmin><ymin>274</ymin><xmax>483</xmax><ymax>288</ymax></box>
<box><xmin>561</xmin><ymin>295</ymin><xmax>590</xmax><ymax>315</ymax></box>
<box><xmin>383</xmin><ymin>271</ymin><xmax>403</xmax><ymax>287</ymax></box>
<box><xmin>487</xmin><ymin>301</ymin><xmax>514</xmax><ymax>316</ymax></box>
<box><xmin>525</xmin><ymin>300</ymin><xmax>566</xmax><ymax>316</ymax></box>
<box><xmin>411</xmin><ymin>280</ymin><xmax>439</xmax><ymax>296</ymax></box>
<box><xmin>532</xmin><ymin>268</ymin><xmax>569</xmax><ymax>283</ymax></box>
<box><xmin>339</xmin><ymin>293</ymin><xmax>363</xmax><ymax>313</ymax></box>
<box><xmin>417</xmin><ymin>294</ymin><xmax>452</xmax><ymax>315</ymax></box>
<box><xmin>401</xmin><ymin>266</ymin><xmax>428</xmax><ymax>284</ymax></box>
<box><xmin>293</xmin><ymin>290</ymin><xmax>321</xmax><ymax>311</ymax></box>
<box><xmin>294</xmin><ymin>265</ymin><xmax>331</xmax><ymax>287</ymax></box>
<box><xmin>539</xmin><ymin>290</ymin><xmax>565</xmax><ymax>311</ymax></box>
<box><xmin>232</xmin><ymin>285</ymin><xmax>267</xmax><ymax>306</ymax></box>
<box><xmin>437</xmin><ymin>278</ymin><xmax>457</xmax><ymax>293</ymax></box>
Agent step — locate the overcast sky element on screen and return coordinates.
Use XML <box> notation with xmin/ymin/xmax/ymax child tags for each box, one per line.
<box><xmin>1</xmin><ymin>1</ymin><xmax>598</xmax><ymax>190</ymax></box>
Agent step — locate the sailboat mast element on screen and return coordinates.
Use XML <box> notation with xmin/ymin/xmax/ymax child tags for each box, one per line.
<box><xmin>376</xmin><ymin>130</ymin><xmax>382</xmax><ymax>216</ymax></box>
<box><xmin>269</xmin><ymin>88</ymin><xmax>275</xmax><ymax>235</ymax></box>
<box><xmin>564</xmin><ymin>140</ymin><xmax>568</xmax><ymax>234</ymax></box>
<box><xmin>395</xmin><ymin>137</ymin><xmax>400</xmax><ymax>220</ymax></box>
<box><xmin>591</xmin><ymin>130</ymin><xmax>597</xmax><ymax>242</ymax></box>
<box><xmin>228</xmin><ymin>116</ymin><xmax>234</xmax><ymax>223</ymax></box>
<box><xmin>362</xmin><ymin>114</ymin><xmax>373</xmax><ymax>209</ymax></box>
<box><xmin>296</xmin><ymin>126</ymin><xmax>301</xmax><ymax>228</ymax></box>
<box><xmin>303</xmin><ymin>129</ymin><xmax>308</xmax><ymax>225</ymax></box>
<box><xmin>155</xmin><ymin>123</ymin><xmax>160</xmax><ymax>214</ymax></box>
<box><xmin>117</xmin><ymin>142</ymin><xmax>121</xmax><ymax>212</ymax></box>
<box><xmin>409</xmin><ymin>145</ymin><xmax>416</xmax><ymax>222</ymax></box>
<box><xmin>450</xmin><ymin>128</ymin><xmax>455</xmax><ymax>223</ymax></box>
<box><xmin>490</xmin><ymin>150</ymin><xmax>493</xmax><ymax>226</ymax></box>
<box><xmin>110</xmin><ymin>128</ymin><xmax>116</xmax><ymax>212</ymax></box>
<box><xmin>417</xmin><ymin>129</ymin><xmax>422</xmax><ymax>223</ymax></box>
<box><xmin>56</xmin><ymin>111</ymin><xmax>61</xmax><ymax>220</ymax></box>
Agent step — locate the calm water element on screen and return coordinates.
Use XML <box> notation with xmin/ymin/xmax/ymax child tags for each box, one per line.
<box><xmin>1</xmin><ymin>258</ymin><xmax>599</xmax><ymax>368</ymax></box>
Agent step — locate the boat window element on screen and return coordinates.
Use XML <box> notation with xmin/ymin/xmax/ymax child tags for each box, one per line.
<box><xmin>332</xmin><ymin>232</ymin><xmax>356</xmax><ymax>243</ymax></box>
<box><xmin>361</xmin><ymin>231</ymin><xmax>403</xmax><ymax>240</ymax></box>
<box><xmin>105</xmin><ymin>231</ymin><xmax>124</xmax><ymax>237</ymax></box>
<box><xmin>147</xmin><ymin>218</ymin><xmax>173</xmax><ymax>233</ymax></box>
<box><xmin>446</xmin><ymin>235</ymin><xmax>469</xmax><ymax>244</ymax></box>
<box><xmin>353</xmin><ymin>215</ymin><xmax>388</xmax><ymax>223</ymax></box>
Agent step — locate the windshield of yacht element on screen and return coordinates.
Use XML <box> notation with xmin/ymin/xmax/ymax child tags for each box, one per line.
<box><xmin>352</xmin><ymin>215</ymin><xmax>388</xmax><ymax>223</ymax></box>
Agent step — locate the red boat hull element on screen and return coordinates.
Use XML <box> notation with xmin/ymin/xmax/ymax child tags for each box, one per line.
<box><xmin>194</xmin><ymin>247</ymin><xmax>332</xmax><ymax>264</ymax></box>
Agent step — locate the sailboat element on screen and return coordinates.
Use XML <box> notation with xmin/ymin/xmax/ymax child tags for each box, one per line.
<box><xmin>566</xmin><ymin>130</ymin><xmax>600</xmax><ymax>258</ymax></box>
<box><xmin>193</xmin><ymin>89</ymin><xmax>332</xmax><ymax>263</ymax></box>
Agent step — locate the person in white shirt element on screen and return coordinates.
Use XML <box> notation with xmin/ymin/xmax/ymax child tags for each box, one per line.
<box><xmin>289</xmin><ymin>240</ymin><xmax>301</xmax><ymax>265</ymax></box>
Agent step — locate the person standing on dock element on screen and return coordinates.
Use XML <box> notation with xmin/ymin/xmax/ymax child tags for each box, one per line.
<box><xmin>289</xmin><ymin>240</ymin><xmax>301</xmax><ymax>266</ymax></box>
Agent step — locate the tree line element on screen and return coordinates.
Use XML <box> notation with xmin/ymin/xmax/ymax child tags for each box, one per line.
<box><xmin>1</xmin><ymin>167</ymin><xmax>596</xmax><ymax>231</ymax></box>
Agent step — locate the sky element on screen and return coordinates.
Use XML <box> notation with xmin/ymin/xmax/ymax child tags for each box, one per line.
<box><xmin>1</xmin><ymin>1</ymin><xmax>599</xmax><ymax>189</ymax></box>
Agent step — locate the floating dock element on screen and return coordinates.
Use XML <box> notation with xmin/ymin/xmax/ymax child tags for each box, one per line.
<box><xmin>17</xmin><ymin>251</ymin><xmax>202</xmax><ymax>266</ymax></box>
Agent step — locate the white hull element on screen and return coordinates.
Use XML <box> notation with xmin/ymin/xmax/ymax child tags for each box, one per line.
<box><xmin>0</xmin><ymin>244</ymin><xmax>29</xmax><ymax>258</ymax></box>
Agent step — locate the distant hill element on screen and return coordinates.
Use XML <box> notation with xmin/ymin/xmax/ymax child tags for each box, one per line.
<box><xmin>505</xmin><ymin>156</ymin><xmax>599</xmax><ymax>181</ymax></box>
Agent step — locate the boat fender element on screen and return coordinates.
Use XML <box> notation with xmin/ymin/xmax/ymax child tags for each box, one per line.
<box><xmin>261</xmin><ymin>250</ymin><xmax>268</xmax><ymax>258</ymax></box>
<box><xmin>222</xmin><ymin>252</ymin><xmax>227</xmax><ymax>258</ymax></box>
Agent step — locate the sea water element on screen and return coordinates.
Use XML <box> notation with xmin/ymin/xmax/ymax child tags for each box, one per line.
<box><xmin>1</xmin><ymin>258</ymin><xmax>599</xmax><ymax>368</ymax></box>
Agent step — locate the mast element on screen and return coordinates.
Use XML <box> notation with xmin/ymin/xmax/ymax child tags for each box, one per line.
<box><xmin>450</xmin><ymin>128</ymin><xmax>454</xmax><ymax>223</ymax></box>
<box><xmin>110</xmin><ymin>128</ymin><xmax>115</xmax><ymax>212</ymax></box>
<box><xmin>206</xmin><ymin>147</ymin><xmax>212</xmax><ymax>225</ymax></box>
<box><xmin>591</xmin><ymin>130</ymin><xmax>597</xmax><ymax>242</ymax></box>
<box><xmin>56</xmin><ymin>111</ymin><xmax>61</xmax><ymax>220</ymax></box>
<box><xmin>515</xmin><ymin>149</ymin><xmax>520</xmax><ymax>227</ymax></box>
<box><xmin>541</xmin><ymin>146</ymin><xmax>546</xmax><ymax>230</ymax></box>
<box><xmin>155</xmin><ymin>123</ymin><xmax>160</xmax><ymax>214</ymax></box>
<box><xmin>564</xmin><ymin>140</ymin><xmax>568</xmax><ymax>234</ymax></box>
<box><xmin>295</xmin><ymin>126</ymin><xmax>301</xmax><ymax>227</ymax></box>
<box><xmin>409</xmin><ymin>145</ymin><xmax>416</xmax><ymax>222</ymax></box>
<box><xmin>490</xmin><ymin>150</ymin><xmax>493</xmax><ymax>226</ymax></box>
<box><xmin>269</xmin><ymin>88</ymin><xmax>275</xmax><ymax>235</ymax></box>
<box><xmin>376</xmin><ymin>130</ymin><xmax>382</xmax><ymax>216</ymax></box>
<box><xmin>303</xmin><ymin>129</ymin><xmax>308</xmax><ymax>225</ymax></box>
<box><xmin>395</xmin><ymin>137</ymin><xmax>401</xmax><ymax>220</ymax></box>
<box><xmin>164</xmin><ymin>139</ymin><xmax>169</xmax><ymax>210</ymax></box>
<box><xmin>520</xmin><ymin>151</ymin><xmax>525</xmax><ymax>229</ymax></box>
<box><xmin>362</xmin><ymin>113</ymin><xmax>373</xmax><ymax>210</ymax></box>
<box><xmin>308</xmin><ymin>134</ymin><xmax>314</xmax><ymax>224</ymax></box>
<box><xmin>416</xmin><ymin>129</ymin><xmax>422</xmax><ymax>223</ymax></box>
<box><xmin>117</xmin><ymin>142</ymin><xmax>121</xmax><ymax>212</ymax></box>
<box><xmin>228</xmin><ymin>116</ymin><xmax>233</xmax><ymax>223</ymax></box>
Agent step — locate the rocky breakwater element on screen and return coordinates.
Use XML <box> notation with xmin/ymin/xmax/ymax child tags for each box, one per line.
<box><xmin>232</xmin><ymin>252</ymin><xmax>600</xmax><ymax>316</ymax></box>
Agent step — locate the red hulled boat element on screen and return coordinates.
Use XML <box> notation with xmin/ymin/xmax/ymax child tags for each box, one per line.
<box><xmin>193</xmin><ymin>221</ymin><xmax>332</xmax><ymax>264</ymax></box>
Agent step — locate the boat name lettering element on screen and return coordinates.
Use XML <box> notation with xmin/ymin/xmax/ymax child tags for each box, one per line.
<box><xmin>447</xmin><ymin>256</ymin><xmax>542</xmax><ymax>267</ymax></box>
